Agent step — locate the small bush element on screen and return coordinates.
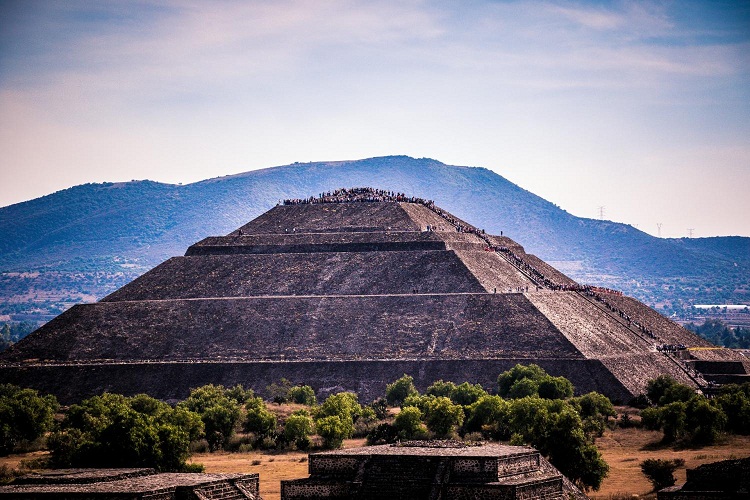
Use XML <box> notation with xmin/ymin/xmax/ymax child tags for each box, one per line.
<box><xmin>370</xmin><ymin>398</ymin><xmax>388</xmax><ymax>420</ymax></box>
<box><xmin>189</xmin><ymin>439</ymin><xmax>210</xmax><ymax>453</ymax></box>
<box><xmin>181</xmin><ymin>462</ymin><xmax>205</xmax><ymax>473</ymax></box>
<box><xmin>289</xmin><ymin>385</ymin><xmax>317</xmax><ymax>406</ymax></box>
<box><xmin>386</xmin><ymin>374</ymin><xmax>418</xmax><ymax>406</ymax></box>
<box><xmin>224</xmin><ymin>433</ymin><xmax>254</xmax><ymax>452</ymax></box>
<box><xmin>640</xmin><ymin>458</ymin><xmax>685</xmax><ymax>491</ymax></box>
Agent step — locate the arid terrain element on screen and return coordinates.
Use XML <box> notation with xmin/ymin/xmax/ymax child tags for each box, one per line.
<box><xmin>3</xmin><ymin>426</ymin><xmax>747</xmax><ymax>500</ymax></box>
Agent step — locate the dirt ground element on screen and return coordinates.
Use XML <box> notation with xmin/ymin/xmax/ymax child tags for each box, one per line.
<box><xmin>190</xmin><ymin>438</ymin><xmax>368</xmax><ymax>500</ymax></box>
<box><xmin>591</xmin><ymin>428</ymin><xmax>750</xmax><ymax>499</ymax></box>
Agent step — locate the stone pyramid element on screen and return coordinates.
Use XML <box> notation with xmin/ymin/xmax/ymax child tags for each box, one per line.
<box><xmin>1</xmin><ymin>189</ymin><xmax>744</xmax><ymax>403</ymax></box>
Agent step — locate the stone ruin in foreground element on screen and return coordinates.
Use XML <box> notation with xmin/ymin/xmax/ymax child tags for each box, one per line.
<box><xmin>282</xmin><ymin>441</ymin><xmax>586</xmax><ymax>500</ymax></box>
<box><xmin>1</xmin><ymin>188</ymin><xmax>747</xmax><ymax>403</ymax></box>
<box><xmin>0</xmin><ymin>468</ymin><xmax>260</xmax><ymax>499</ymax></box>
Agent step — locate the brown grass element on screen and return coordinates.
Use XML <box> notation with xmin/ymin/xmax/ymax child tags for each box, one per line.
<box><xmin>591</xmin><ymin>427</ymin><xmax>750</xmax><ymax>499</ymax></box>
<box><xmin>190</xmin><ymin>438</ymin><xmax>367</xmax><ymax>500</ymax></box>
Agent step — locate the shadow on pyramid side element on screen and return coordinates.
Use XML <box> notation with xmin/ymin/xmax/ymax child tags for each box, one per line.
<box><xmin>1</xmin><ymin>188</ymin><xmax>746</xmax><ymax>404</ymax></box>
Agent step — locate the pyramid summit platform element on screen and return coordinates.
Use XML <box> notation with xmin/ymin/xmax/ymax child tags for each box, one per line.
<box><xmin>1</xmin><ymin>188</ymin><xmax>745</xmax><ymax>403</ymax></box>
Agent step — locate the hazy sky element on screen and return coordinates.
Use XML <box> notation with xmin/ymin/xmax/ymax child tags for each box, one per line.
<box><xmin>1</xmin><ymin>1</ymin><xmax>748</xmax><ymax>238</ymax></box>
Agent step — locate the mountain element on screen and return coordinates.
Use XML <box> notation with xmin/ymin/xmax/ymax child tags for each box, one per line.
<box><xmin>1</xmin><ymin>156</ymin><xmax>748</xmax><ymax>323</ymax></box>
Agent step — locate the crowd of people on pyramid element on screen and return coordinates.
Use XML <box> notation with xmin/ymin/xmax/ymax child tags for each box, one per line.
<box><xmin>657</xmin><ymin>344</ymin><xmax>687</xmax><ymax>352</ymax></box>
<box><xmin>583</xmin><ymin>290</ymin><xmax>658</xmax><ymax>340</ymax></box>
<box><xmin>282</xmin><ymin>188</ymin><xmax>435</xmax><ymax>206</ymax></box>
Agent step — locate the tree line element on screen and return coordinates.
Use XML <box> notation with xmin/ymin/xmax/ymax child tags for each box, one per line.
<box><xmin>2</xmin><ymin>366</ymin><xmax>750</xmax><ymax>492</ymax></box>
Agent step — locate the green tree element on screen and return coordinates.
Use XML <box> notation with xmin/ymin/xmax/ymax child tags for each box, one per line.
<box><xmin>538</xmin><ymin>376</ymin><xmax>574</xmax><ymax>400</ymax></box>
<box><xmin>283</xmin><ymin>412</ymin><xmax>314</xmax><ymax>449</ymax></box>
<box><xmin>426</xmin><ymin>380</ymin><xmax>457</xmax><ymax>398</ymax></box>
<box><xmin>385</xmin><ymin>374</ymin><xmax>418</xmax><ymax>406</ymax></box>
<box><xmin>314</xmin><ymin>392</ymin><xmax>362</xmax><ymax>446</ymax></box>
<box><xmin>508</xmin><ymin>378</ymin><xmax>539</xmax><ymax>399</ymax></box>
<box><xmin>316</xmin><ymin>415</ymin><xmax>347</xmax><ymax>449</ymax></box>
<box><xmin>640</xmin><ymin>407</ymin><xmax>662</xmax><ymax>431</ymax></box>
<box><xmin>423</xmin><ymin>397</ymin><xmax>464</xmax><ymax>438</ymax></box>
<box><xmin>48</xmin><ymin>392</ymin><xmax>201</xmax><ymax>471</ymax></box>
<box><xmin>714</xmin><ymin>383</ymin><xmax>750</xmax><ymax>434</ymax></box>
<box><xmin>660</xmin><ymin>401</ymin><xmax>688</xmax><ymax>442</ymax></box>
<box><xmin>464</xmin><ymin>395</ymin><xmax>509</xmax><ymax>439</ymax></box>
<box><xmin>646</xmin><ymin>375</ymin><xmax>680</xmax><ymax>406</ymax></box>
<box><xmin>289</xmin><ymin>385</ymin><xmax>317</xmax><ymax>406</ymax></box>
<box><xmin>505</xmin><ymin>397</ymin><xmax>608</xmax><ymax>491</ymax></box>
<box><xmin>641</xmin><ymin>458</ymin><xmax>684</xmax><ymax>491</ymax></box>
<box><xmin>225</xmin><ymin>385</ymin><xmax>254</xmax><ymax>405</ymax></box>
<box><xmin>686</xmin><ymin>396</ymin><xmax>726</xmax><ymax>444</ymax></box>
<box><xmin>243</xmin><ymin>397</ymin><xmax>277</xmax><ymax>438</ymax></box>
<box><xmin>393</xmin><ymin>406</ymin><xmax>427</xmax><ymax>440</ymax></box>
<box><xmin>266</xmin><ymin>378</ymin><xmax>293</xmax><ymax>404</ymax></box>
<box><xmin>451</xmin><ymin>382</ymin><xmax>487</xmax><ymax>406</ymax></box>
<box><xmin>178</xmin><ymin>385</ymin><xmax>240</xmax><ymax>451</ymax></box>
<box><xmin>498</xmin><ymin>364</ymin><xmax>546</xmax><ymax>397</ymax></box>
<box><xmin>0</xmin><ymin>384</ymin><xmax>59</xmax><ymax>455</ymax></box>
<box><xmin>660</xmin><ymin>384</ymin><xmax>696</xmax><ymax>405</ymax></box>
<box><xmin>370</xmin><ymin>398</ymin><xmax>389</xmax><ymax>420</ymax></box>
<box><xmin>572</xmin><ymin>392</ymin><xmax>615</xmax><ymax>438</ymax></box>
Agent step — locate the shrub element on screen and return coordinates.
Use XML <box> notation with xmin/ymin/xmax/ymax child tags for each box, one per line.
<box><xmin>266</xmin><ymin>378</ymin><xmax>293</xmax><ymax>404</ymax></box>
<box><xmin>426</xmin><ymin>380</ymin><xmax>457</xmax><ymax>399</ymax></box>
<box><xmin>0</xmin><ymin>384</ymin><xmax>59</xmax><ymax>455</ymax></box>
<box><xmin>243</xmin><ymin>397</ymin><xmax>277</xmax><ymax>438</ymax></box>
<box><xmin>423</xmin><ymin>397</ymin><xmax>464</xmax><ymax>438</ymax></box>
<box><xmin>497</xmin><ymin>364</ymin><xmax>546</xmax><ymax>397</ymax></box>
<box><xmin>370</xmin><ymin>398</ymin><xmax>388</xmax><ymax>420</ymax></box>
<box><xmin>284</xmin><ymin>413</ymin><xmax>314</xmax><ymax>449</ymax></box>
<box><xmin>451</xmin><ymin>382</ymin><xmax>487</xmax><ymax>406</ymax></box>
<box><xmin>316</xmin><ymin>415</ymin><xmax>347</xmax><ymax>449</ymax></box>
<box><xmin>178</xmin><ymin>385</ymin><xmax>240</xmax><ymax>451</ymax></box>
<box><xmin>289</xmin><ymin>385</ymin><xmax>317</xmax><ymax>406</ymax></box>
<box><xmin>366</xmin><ymin>423</ymin><xmax>398</xmax><ymax>445</ymax></box>
<box><xmin>385</xmin><ymin>374</ymin><xmax>418</xmax><ymax>406</ymax></box>
<box><xmin>464</xmin><ymin>395</ymin><xmax>509</xmax><ymax>439</ymax></box>
<box><xmin>49</xmin><ymin>393</ymin><xmax>201</xmax><ymax>471</ymax></box>
<box><xmin>537</xmin><ymin>376</ymin><xmax>574</xmax><ymax>400</ymax></box>
<box><xmin>640</xmin><ymin>458</ymin><xmax>685</xmax><ymax>491</ymax></box>
<box><xmin>393</xmin><ymin>406</ymin><xmax>427</xmax><ymax>440</ymax></box>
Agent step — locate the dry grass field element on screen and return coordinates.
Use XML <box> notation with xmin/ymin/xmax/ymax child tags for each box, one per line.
<box><xmin>2</xmin><ymin>430</ymin><xmax>748</xmax><ymax>500</ymax></box>
<box><xmin>591</xmin><ymin>427</ymin><xmax>750</xmax><ymax>499</ymax></box>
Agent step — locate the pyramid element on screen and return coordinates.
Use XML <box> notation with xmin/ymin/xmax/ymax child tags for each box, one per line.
<box><xmin>1</xmin><ymin>189</ymin><xmax>745</xmax><ymax>403</ymax></box>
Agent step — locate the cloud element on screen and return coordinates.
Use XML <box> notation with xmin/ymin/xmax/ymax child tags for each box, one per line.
<box><xmin>1</xmin><ymin>0</ymin><xmax>749</xmax><ymax>235</ymax></box>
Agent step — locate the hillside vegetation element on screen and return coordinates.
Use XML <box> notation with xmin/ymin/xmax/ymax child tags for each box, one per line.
<box><xmin>1</xmin><ymin>156</ymin><xmax>748</xmax><ymax>324</ymax></box>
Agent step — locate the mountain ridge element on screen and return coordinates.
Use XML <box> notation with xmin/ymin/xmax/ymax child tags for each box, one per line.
<box><xmin>0</xmin><ymin>155</ymin><xmax>747</xmax><ymax>323</ymax></box>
